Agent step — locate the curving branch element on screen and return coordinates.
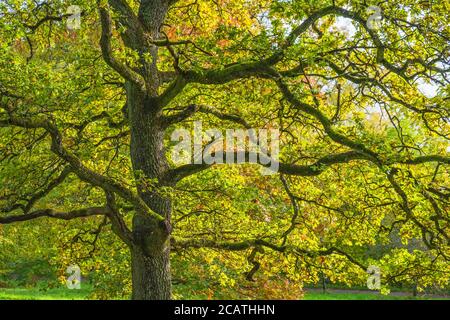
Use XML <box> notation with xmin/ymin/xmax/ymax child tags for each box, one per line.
<box><xmin>98</xmin><ymin>5</ymin><xmax>146</xmax><ymax>91</ymax></box>
<box><xmin>280</xmin><ymin>175</ymin><xmax>300</xmax><ymax>247</ymax></box>
<box><xmin>162</xmin><ymin>104</ymin><xmax>252</xmax><ymax>128</ymax></box>
<box><xmin>105</xmin><ymin>191</ymin><xmax>134</xmax><ymax>246</ymax></box>
<box><xmin>172</xmin><ymin>238</ymin><xmax>367</xmax><ymax>270</ymax></box>
<box><xmin>157</xmin><ymin>6</ymin><xmax>348</xmax><ymax>106</ymax></box>
<box><xmin>0</xmin><ymin>207</ymin><xmax>110</xmax><ymax>224</ymax></box>
<box><xmin>23</xmin><ymin>166</ymin><xmax>72</xmax><ymax>214</ymax></box>
<box><xmin>165</xmin><ymin>151</ymin><xmax>371</xmax><ymax>183</ymax></box>
<box><xmin>0</xmin><ymin>114</ymin><xmax>164</xmax><ymax>223</ymax></box>
<box><xmin>162</xmin><ymin>5</ymin><xmax>448</xmax><ymax>113</ymax></box>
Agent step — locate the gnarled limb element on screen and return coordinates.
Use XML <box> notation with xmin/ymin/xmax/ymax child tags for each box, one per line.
<box><xmin>0</xmin><ymin>114</ymin><xmax>163</xmax><ymax>224</ymax></box>
<box><xmin>98</xmin><ymin>4</ymin><xmax>146</xmax><ymax>91</ymax></box>
<box><xmin>0</xmin><ymin>206</ymin><xmax>110</xmax><ymax>224</ymax></box>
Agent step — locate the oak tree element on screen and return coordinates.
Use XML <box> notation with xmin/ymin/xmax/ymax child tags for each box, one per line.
<box><xmin>0</xmin><ymin>0</ymin><xmax>449</xmax><ymax>299</ymax></box>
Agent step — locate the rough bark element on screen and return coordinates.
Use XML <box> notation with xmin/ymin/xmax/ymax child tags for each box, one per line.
<box><xmin>131</xmin><ymin>244</ymin><xmax>171</xmax><ymax>300</ymax></box>
<box><xmin>127</xmin><ymin>81</ymin><xmax>172</xmax><ymax>300</ymax></box>
<box><xmin>125</xmin><ymin>0</ymin><xmax>172</xmax><ymax>300</ymax></box>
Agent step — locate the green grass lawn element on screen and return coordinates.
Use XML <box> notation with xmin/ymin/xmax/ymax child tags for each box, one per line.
<box><xmin>0</xmin><ymin>286</ymin><xmax>448</xmax><ymax>300</ymax></box>
<box><xmin>304</xmin><ymin>292</ymin><xmax>441</xmax><ymax>300</ymax></box>
<box><xmin>0</xmin><ymin>287</ymin><xmax>91</xmax><ymax>300</ymax></box>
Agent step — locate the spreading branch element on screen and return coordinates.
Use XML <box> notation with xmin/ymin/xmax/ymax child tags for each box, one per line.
<box><xmin>0</xmin><ymin>207</ymin><xmax>110</xmax><ymax>224</ymax></box>
<box><xmin>98</xmin><ymin>4</ymin><xmax>146</xmax><ymax>91</ymax></box>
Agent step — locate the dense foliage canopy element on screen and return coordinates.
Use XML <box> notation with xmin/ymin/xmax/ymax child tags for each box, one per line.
<box><xmin>0</xmin><ymin>0</ymin><xmax>449</xmax><ymax>299</ymax></box>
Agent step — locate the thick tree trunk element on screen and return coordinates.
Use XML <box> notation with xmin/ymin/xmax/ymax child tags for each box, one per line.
<box><xmin>131</xmin><ymin>245</ymin><xmax>171</xmax><ymax>300</ymax></box>
<box><xmin>127</xmin><ymin>81</ymin><xmax>172</xmax><ymax>300</ymax></box>
<box><xmin>123</xmin><ymin>0</ymin><xmax>171</xmax><ymax>300</ymax></box>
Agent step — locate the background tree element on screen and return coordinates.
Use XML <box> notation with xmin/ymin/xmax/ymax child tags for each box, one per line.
<box><xmin>0</xmin><ymin>0</ymin><xmax>449</xmax><ymax>299</ymax></box>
